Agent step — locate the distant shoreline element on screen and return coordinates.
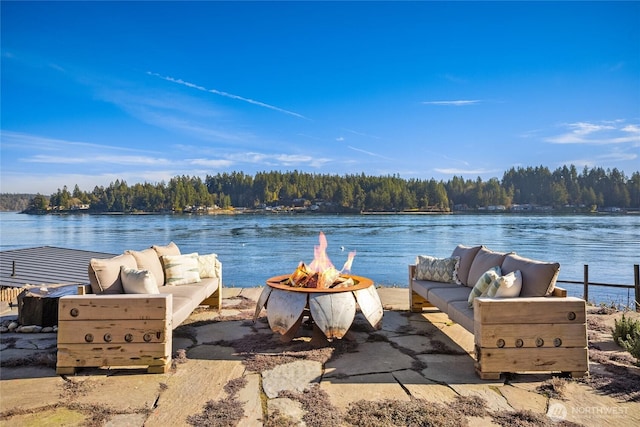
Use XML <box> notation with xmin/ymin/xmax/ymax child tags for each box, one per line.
<box><xmin>13</xmin><ymin>208</ymin><xmax>639</xmax><ymax>216</ymax></box>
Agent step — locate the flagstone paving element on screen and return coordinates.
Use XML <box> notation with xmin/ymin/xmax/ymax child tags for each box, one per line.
<box><xmin>1</xmin><ymin>287</ymin><xmax>639</xmax><ymax>426</ymax></box>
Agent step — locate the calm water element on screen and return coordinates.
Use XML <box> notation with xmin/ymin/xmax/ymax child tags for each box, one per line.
<box><xmin>1</xmin><ymin>212</ymin><xmax>638</xmax><ymax>306</ymax></box>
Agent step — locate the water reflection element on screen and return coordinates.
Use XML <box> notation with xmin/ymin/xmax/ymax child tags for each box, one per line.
<box><xmin>2</xmin><ymin>212</ymin><xmax>638</xmax><ymax>306</ymax></box>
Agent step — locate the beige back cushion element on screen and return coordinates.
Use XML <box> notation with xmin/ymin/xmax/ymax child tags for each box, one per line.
<box><xmin>89</xmin><ymin>253</ymin><xmax>137</xmax><ymax>294</ymax></box>
<box><xmin>467</xmin><ymin>247</ymin><xmax>509</xmax><ymax>288</ymax></box>
<box><xmin>152</xmin><ymin>242</ymin><xmax>181</xmax><ymax>258</ymax></box>
<box><xmin>126</xmin><ymin>248</ymin><xmax>165</xmax><ymax>288</ymax></box>
<box><xmin>501</xmin><ymin>253</ymin><xmax>559</xmax><ymax>297</ymax></box>
<box><xmin>450</xmin><ymin>244</ymin><xmax>482</xmax><ymax>286</ymax></box>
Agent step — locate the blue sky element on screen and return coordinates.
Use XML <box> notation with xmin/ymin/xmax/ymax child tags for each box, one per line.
<box><xmin>1</xmin><ymin>1</ymin><xmax>639</xmax><ymax>194</ymax></box>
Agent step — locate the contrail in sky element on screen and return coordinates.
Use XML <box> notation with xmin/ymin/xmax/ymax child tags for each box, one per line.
<box><xmin>421</xmin><ymin>100</ymin><xmax>481</xmax><ymax>106</ymax></box>
<box><xmin>148</xmin><ymin>72</ymin><xmax>308</xmax><ymax>119</ymax></box>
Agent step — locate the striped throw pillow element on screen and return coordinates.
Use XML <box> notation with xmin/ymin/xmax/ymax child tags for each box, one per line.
<box><xmin>161</xmin><ymin>253</ymin><xmax>201</xmax><ymax>285</ymax></box>
<box><xmin>468</xmin><ymin>266</ymin><xmax>501</xmax><ymax>307</ymax></box>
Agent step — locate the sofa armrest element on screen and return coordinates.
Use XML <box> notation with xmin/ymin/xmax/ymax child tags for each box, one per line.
<box><xmin>473</xmin><ymin>296</ymin><xmax>588</xmax><ymax>379</ymax></box>
<box><xmin>57</xmin><ymin>294</ymin><xmax>173</xmax><ymax>374</ymax></box>
<box><xmin>408</xmin><ymin>264</ymin><xmax>434</xmax><ymax>312</ymax></box>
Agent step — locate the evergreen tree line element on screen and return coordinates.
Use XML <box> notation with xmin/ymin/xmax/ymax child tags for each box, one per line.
<box><xmin>26</xmin><ymin>165</ymin><xmax>640</xmax><ymax>213</ymax></box>
<box><xmin>0</xmin><ymin>194</ymin><xmax>34</xmax><ymax>212</ymax></box>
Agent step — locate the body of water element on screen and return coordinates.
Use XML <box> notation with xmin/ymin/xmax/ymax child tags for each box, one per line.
<box><xmin>1</xmin><ymin>212</ymin><xmax>638</xmax><ymax>306</ymax></box>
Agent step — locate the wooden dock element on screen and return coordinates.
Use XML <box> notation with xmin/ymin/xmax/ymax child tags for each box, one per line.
<box><xmin>0</xmin><ymin>246</ymin><xmax>115</xmax><ymax>301</ymax></box>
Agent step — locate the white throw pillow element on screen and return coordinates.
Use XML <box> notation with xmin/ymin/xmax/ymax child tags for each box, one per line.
<box><xmin>468</xmin><ymin>266</ymin><xmax>501</xmax><ymax>307</ymax></box>
<box><xmin>197</xmin><ymin>253</ymin><xmax>221</xmax><ymax>279</ymax></box>
<box><xmin>120</xmin><ymin>266</ymin><xmax>160</xmax><ymax>294</ymax></box>
<box><xmin>161</xmin><ymin>253</ymin><xmax>201</xmax><ymax>285</ymax></box>
<box><xmin>486</xmin><ymin>270</ymin><xmax>522</xmax><ymax>298</ymax></box>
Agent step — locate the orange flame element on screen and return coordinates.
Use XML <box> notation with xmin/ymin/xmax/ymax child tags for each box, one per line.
<box><xmin>340</xmin><ymin>250</ymin><xmax>357</xmax><ymax>274</ymax></box>
<box><xmin>291</xmin><ymin>232</ymin><xmax>357</xmax><ymax>288</ymax></box>
<box><xmin>308</xmin><ymin>232</ymin><xmax>333</xmax><ymax>272</ymax></box>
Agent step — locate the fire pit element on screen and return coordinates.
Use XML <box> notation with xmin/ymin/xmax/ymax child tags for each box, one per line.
<box><xmin>254</xmin><ymin>233</ymin><xmax>383</xmax><ymax>341</ymax></box>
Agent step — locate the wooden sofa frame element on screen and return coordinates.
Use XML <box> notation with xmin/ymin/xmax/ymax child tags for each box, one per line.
<box><xmin>56</xmin><ymin>284</ymin><xmax>221</xmax><ymax>375</ymax></box>
<box><xmin>409</xmin><ymin>265</ymin><xmax>589</xmax><ymax>379</ymax></box>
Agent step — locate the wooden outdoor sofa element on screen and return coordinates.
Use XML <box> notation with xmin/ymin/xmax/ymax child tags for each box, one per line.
<box><xmin>409</xmin><ymin>245</ymin><xmax>588</xmax><ymax>379</ymax></box>
<box><xmin>56</xmin><ymin>242</ymin><xmax>222</xmax><ymax>374</ymax></box>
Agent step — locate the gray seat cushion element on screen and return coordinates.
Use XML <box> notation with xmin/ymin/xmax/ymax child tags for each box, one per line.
<box><xmin>448</xmin><ymin>301</ymin><xmax>475</xmax><ymax>333</ymax></box>
<box><xmin>161</xmin><ymin>277</ymin><xmax>220</xmax><ymax>327</ymax></box>
<box><xmin>411</xmin><ymin>279</ymin><xmax>456</xmax><ymax>300</ymax></box>
<box><xmin>428</xmin><ymin>286</ymin><xmax>471</xmax><ymax>312</ymax></box>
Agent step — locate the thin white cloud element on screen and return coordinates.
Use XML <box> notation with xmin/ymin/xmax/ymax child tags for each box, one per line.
<box><xmin>546</xmin><ymin>120</ymin><xmax>640</xmax><ymax>144</ymax></box>
<box><xmin>348</xmin><ymin>146</ymin><xmax>393</xmax><ymax>160</ymax></box>
<box><xmin>342</xmin><ymin>128</ymin><xmax>382</xmax><ymax>140</ymax></box>
<box><xmin>0</xmin><ymin>170</ymin><xmax>181</xmax><ymax>194</ymax></box>
<box><xmin>608</xmin><ymin>61</ymin><xmax>625</xmax><ymax>72</ymax></box>
<box><xmin>96</xmin><ymin>88</ymin><xmax>254</xmax><ymax>143</ymax></box>
<box><xmin>223</xmin><ymin>152</ymin><xmax>332</xmax><ymax>168</ymax></box>
<box><xmin>149</xmin><ymin>72</ymin><xmax>309</xmax><ymax>119</ymax></box>
<box><xmin>422</xmin><ymin>100</ymin><xmax>481</xmax><ymax>106</ymax></box>
<box><xmin>622</xmin><ymin>124</ymin><xmax>640</xmax><ymax>134</ymax></box>
<box><xmin>189</xmin><ymin>158</ymin><xmax>235</xmax><ymax>168</ymax></box>
<box><xmin>1</xmin><ymin>131</ymin><xmax>147</xmax><ymax>153</ymax></box>
<box><xmin>23</xmin><ymin>154</ymin><xmax>171</xmax><ymax>166</ymax></box>
<box><xmin>441</xmin><ymin>155</ymin><xmax>470</xmax><ymax>167</ymax></box>
<box><xmin>435</xmin><ymin>168</ymin><xmax>501</xmax><ymax>176</ymax></box>
<box><xmin>443</xmin><ymin>74</ymin><xmax>468</xmax><ymax>84</ymax></box>
<box><xmin>336</xmin><ymin>136</ymin><xmax>345</xmax><ymax>142</ymax></box>
<box><xmin>597</xmin><ymin>151</ymin><xmax>638</xmax><ymax>162</ymax></box>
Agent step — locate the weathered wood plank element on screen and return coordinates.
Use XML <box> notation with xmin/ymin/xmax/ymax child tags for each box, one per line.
<box><xmin>266</xmin><ymin>288</ymin><xmax>307</xmax><ymax>335</ymax></box>
<box><xmin>56</xmin><ymin>293</ymin><xmax>174</xmax><ymax>373</ymax></box>
<box><xmin>475</xmin><ymin>322</ymin><xmax>587</xmax><ymax>348</ymax></box>
<box><xmin>474</xmin><ymin>297</ymin><xmax>586</xmax><ymax>324</ymax></box>
<box><xmin>58</xmin><ymin>294</ymin><xmax>171</xmax><ymax>321</ymax></box>
<box><xmin>57</xmin><ymin>319</ymin><xmax>168</xmax><ymax>344</ymax></box>
<box><xmin>353</xmin><ymin>286</ymin><xmax>383</xmax><ymax>329</ymax></box>
<box><xmin>309</xmin><ymin>292</ymin><xmax>356</xmax><ymax>340</ymax></box>
<box><xmin>57</xmin><ymin>342</ymin><xmax>170</xmax><ymax>368</ymax></box>
<box><xmin>476</xmin><ymin>347</ymin><xmax>589</xmax><ymax>373</ymax></box>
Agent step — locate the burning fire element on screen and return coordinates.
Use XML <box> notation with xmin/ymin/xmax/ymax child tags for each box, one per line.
<box><xmin>287</xmin><ymin>232</ymin><xmax>357</xmax><ymax>289</ymax></box>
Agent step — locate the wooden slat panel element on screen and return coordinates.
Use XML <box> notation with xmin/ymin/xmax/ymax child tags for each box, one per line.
<box><xmin>58</xmin><ymin>294</ymin><xmax>171</xmax><ymax>321</ymax></box>
<box><xmin>58</xmin><ymin>319</ymin><xmax>168</xmax><ymax>344</ymax></box>
<box><xmin>474</xmin><ymin>297</ymin><xmax>585</xmax><ymax>324</ymax></box>
<box><xmin>475</xmin><ymin>323</ymin><xmax>587</xmax><ymax>348</ymax></box>
<box><xmin>477</xmin><ymin>347</ymin><xmax>588</xmax><ymax>373</ymax></box>
<box><xmin>57</xmin><ymin>342</ymin><xmax>171</xmax><ymax>368</ymax></box>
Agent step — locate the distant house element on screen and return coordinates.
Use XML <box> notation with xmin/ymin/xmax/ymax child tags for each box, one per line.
<box><xmin>510</xmin><ymin>204</ymin><xmax>533</xmax><ymax>212</ymax></box>
<box><xmin>70</xmin><ymin>204</ymin><xmax>90</xmax><ymax>210</ymax></box>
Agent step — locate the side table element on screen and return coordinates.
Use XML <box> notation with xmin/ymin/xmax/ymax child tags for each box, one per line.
<box><xmin>18</xmin><ymin>284</ymin><xmax>78</xmax><ymax>327</ymax></box>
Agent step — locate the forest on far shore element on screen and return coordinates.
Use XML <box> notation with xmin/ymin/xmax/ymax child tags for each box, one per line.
<box><xmin>5</xmin><ymin>165</ymin><xmax>640</xmax><ymax>214</ymax></box>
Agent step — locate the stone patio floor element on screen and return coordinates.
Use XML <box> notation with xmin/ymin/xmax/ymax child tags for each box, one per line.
<box><xmin>1</xmin><ymin>287</ymin><xmax>638</xmax><ymax>426</ymax></box>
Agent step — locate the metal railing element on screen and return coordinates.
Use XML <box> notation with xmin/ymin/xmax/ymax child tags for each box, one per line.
<box><xmin>557</xmin><ymin>264</ymin><xmax>640</xmax><ymax>311</ymax></box>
